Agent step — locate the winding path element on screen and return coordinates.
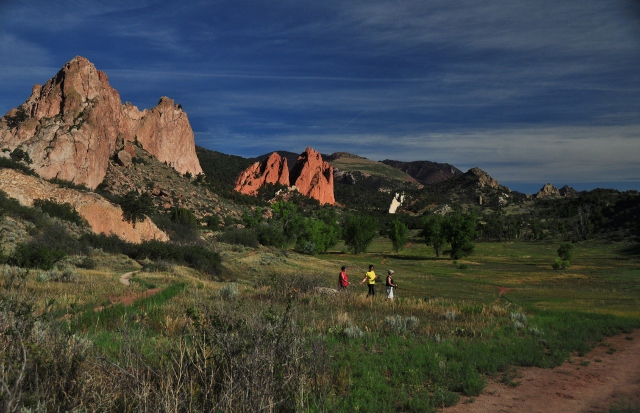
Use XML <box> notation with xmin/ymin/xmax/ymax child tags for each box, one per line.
<box><xmin>118</xmin><ymin>270</ymin><xmax>140</xmax><ymax>286</ymax></box>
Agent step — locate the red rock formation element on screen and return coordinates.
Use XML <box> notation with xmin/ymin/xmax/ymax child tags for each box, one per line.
<box><xmin>234</xmin><ymin>148</ymin><xmax>335</xmax><ymax>205</ymax></box>
<box><xmin>289</xmin><ymin>147</ymin><xmax>335</xmax><ymax>205</ymax></box>
<box><xmin>125</xmin><ymin>97</ymin><xmax>203</xmax><ymax>176</ymax></box>
<box><xmin>235</xmin><ymin>152</ymin><xmax>289</xmax><ymax>196</ymax></box>
<box><xmin>0</xmin><ymin>56</ymin><xmax>202</xmax><ymax>189</ymax></box>
<box><xmin>0</xmin><ymin>169</ymin><xmax>167</xmax><ymax>243</ymax></box>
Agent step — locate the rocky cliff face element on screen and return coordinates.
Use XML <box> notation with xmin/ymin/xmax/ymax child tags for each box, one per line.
<box><xmin>290</xmin><ymin>147</ymin><xmax>335</xmax><ymax>205</ymax></box>
<box><xmin>234</xmin><ymin>152</ymin><xmax>290</xmax><ymax>196</ymax></box>
<box><xmin>235</xmin><ymin>147</ymin><xmax>335</xmax><ymax>205</ymax></box>
<box><xmin>536</xmin><ymin>183</ymin><xmax>561</xmax><ymax>198</ymax></box>
<box><xmin>0</xmin><ymin>56</ymin><xmax>202</xmax><ymax>189</ymax></box>
<box><xmin>0</xmin><ymin>169</ymin><xmax>168</xmax><ymax>243</ymax></box>
<box><xmin>559</xmin><ymin>185</ymin><xmax>578</xmax><ymax>197</ymax></box>
<box><xmin>465</xmin><ymin>167</ymin><xmax>500</xmax><ymax>189</ymax></box>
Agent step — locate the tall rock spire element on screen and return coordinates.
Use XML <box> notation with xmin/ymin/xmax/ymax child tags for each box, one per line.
<box><xmin>0</xmin><ymin>56</ymin><xmax>202</xmax><ymax>189</ymax></box>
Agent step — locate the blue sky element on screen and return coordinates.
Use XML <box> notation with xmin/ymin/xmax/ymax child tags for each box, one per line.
<box><xmin>1</xmin><ymin>0</ymin><xmax>639</xmax><ymax>193</ymax></box>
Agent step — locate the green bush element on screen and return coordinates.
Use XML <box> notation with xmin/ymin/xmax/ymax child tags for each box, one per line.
<box><xmin>0</xmin><ymin>157</ymin><xmax>37</xmax><ymax>175</ymax></box>
<box><xmin>342</xmin><ymin>214</ymin><xmax>378</xmax><ymax>254</ymax></box>
<box><xmin>204</xmin><ymin>214</ymin><xmax>221</xmax><ymax>230</ymax></box>
<box><xmin>80</xmin><ymin>234</ymin><xmax>222</xmax><ymax>276</ymax></box>
<box><xmin>256</xmin><ymin>224</ymin><xmax>287</xmax><ymax>248</ymax></box>
<box><xmin>218</xmin><ymin>228</ymin><xmax>259</xmax><ymax>248</ymax></box>
<box><xmin>170</xmin><ymin>207</ymin><xmax>198</xmax><ymax>228</ymax></box>
<box><xmin>219</xmin><ymin>284</ymin><xmax>239</xmax><ymax>301</ymax></box>
<box><xmin>77</xmin><ymin>256</ymin><xmax>97</xmax><ymax>269</ymax></box>
<box><xmin>34</xmin><ymin>198</ymin><xmax>87</xmax><ymax>226</ymax></box>
<box><xmin>8</xmin><ymin>242</ymin><xmax>66</xmax><ymax>270</ymax></box>
<box><xmin>150</xmin><ymin>212</ymin><xmax>200</xmax><ymax>243</ymax></box>
<box><xmin>4</xmin><ymin>107</ymin><xmax>29</xmax><ymax>127</ymax></box>
<box><xmin>119</xmin><ymin>190</ymin><xmax>155</xmax><ymax>227</ymax></box>
<box><xmin>9</xmin><ymin>148</ymin><xmax>32</xmax><ymax>164</ymax></box>
<box><xmin>433</xmin><ymin>388</ymin><xmax>460</xmax><ymax>408</ymax></box>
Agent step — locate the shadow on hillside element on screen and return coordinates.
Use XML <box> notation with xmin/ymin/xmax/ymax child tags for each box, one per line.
<box><xmin>617</xmin><ymin>243</ymin><xmax>640</xmax><ymax>257</ymax></box>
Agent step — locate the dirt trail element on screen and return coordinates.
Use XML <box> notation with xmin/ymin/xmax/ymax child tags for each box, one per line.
<box><xmin>94</xmin><ymin>270</ymin><xmax>162</xmax><ymax>311</ymax></box>
<box><xmin>441</xmin><ymin>328</ymin><xmax>640</xmax><ymax>413</ymax></box>
<box><xmin>118</xmin><ymin>270</ymin><xmax>139</xmax><ymax>286</ymax></box>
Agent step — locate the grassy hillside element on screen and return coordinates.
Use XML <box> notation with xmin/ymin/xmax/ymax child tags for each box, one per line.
<box><xmin>329</xmin><ymin>156</ymin><xmax>417</xmax><ymax>182</ymax></box>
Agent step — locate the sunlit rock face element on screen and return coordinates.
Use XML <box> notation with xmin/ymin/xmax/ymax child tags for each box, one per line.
<box><xmin>234</xmin><ymin>152</ymin><xmax>290</xmax><ymax>196</ymax></box>
<box><xmin>289</xmin><ymin>147</ymin><xmax>335</xmax><ymax>206</ymax></box>
<box><xmin>0</xmin><ymin>56</ymin><xmax>202</xmax><ymax>189</ymax></box>
<box><xmin>234</xmin><ymin>147</ymin><xmax>336</xmax><ymax>205</ymax></box>
<box><xmin>0</xmin><ymin>169</ymin><xmax>168</xmax><ymax>243</ymax></box>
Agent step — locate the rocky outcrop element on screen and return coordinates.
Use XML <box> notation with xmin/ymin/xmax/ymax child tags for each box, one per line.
<box><xmin>0</xmin><ymin>56</ymin><xmax>202</xmax><ymax>189</ymax></box>
<box><xmin>536</xmin><ymin>183</ymin><xmax>561</xmax><ymax>198</ymax></box>
<box><xmin>124</xmin><ymin>97</ymin><xmax>202</xmax><ymax>176</ymax></box>
<box><xmin>234</xmin><ymin>152</ymin><xmax>290</xmax><ymax>196</ymax></box>
<box><xmin>289</xmin><ymin>147</ymin><xmax>335</xmax><ymax>205</ymax></box>
<box><xmin>0</xmin><ymin>169</ymin><xmax>168</xmax><ymax>243</ymax></box>
<box><xmin>235</xmin><ymin>147</ymin><xmax>335</xmax><ymax>205</ymax></box>
<box><xmin>465</xmin><ymin>167</ymin><xmax>500</xmax><ymax>189</ymax></box>
<box><xmin>559</xmin><ymin>185</ymin><xmax>578</xmax><ymax>197</ymax></box>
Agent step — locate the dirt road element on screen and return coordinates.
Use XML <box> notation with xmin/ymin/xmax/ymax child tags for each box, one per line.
<box><xmin>441</xmin><ymin>329</ymin><xmax>640</xmax><ymax>413</ymax></box>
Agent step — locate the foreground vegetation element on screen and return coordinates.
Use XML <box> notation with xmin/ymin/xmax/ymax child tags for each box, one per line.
<box><xmin>1</xmin><ymin>235</ymin><xmax>639</xmax><ymax>412</ymax></box>
<box><xmin>1</xmin><ymin>156</ymin><xmax>639</xmax><ymax>411</ymax></box>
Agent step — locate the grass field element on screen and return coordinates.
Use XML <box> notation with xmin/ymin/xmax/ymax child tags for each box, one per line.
<box><xmin>299</xmin><ymin>235</ymin><xmax>640</xmax><ymax>318</ymax></box>
<box><xmin>3</xmin><ymin>236</ymin><xmax>639</xmax><ymax>411</ymax></box>
<box><xmin>328</xmin><ymin>157</ymin><xmax>416</xmax><ymax>182</ymax></box>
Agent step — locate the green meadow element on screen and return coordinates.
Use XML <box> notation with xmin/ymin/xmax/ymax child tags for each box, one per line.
<box><xmin>2</xmin><ymin>236</ymin><xmax>639</xmax><ymax>411</ymax></box>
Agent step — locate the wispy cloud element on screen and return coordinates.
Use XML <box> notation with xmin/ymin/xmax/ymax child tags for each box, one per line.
<box><xmin>1</xmin><ymin>0</ymin><xmax>639</xmax><ymax>190</ymax></box>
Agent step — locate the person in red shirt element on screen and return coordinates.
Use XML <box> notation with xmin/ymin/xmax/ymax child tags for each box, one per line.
<box><xmin>339</xmin><ymin>265</ymin><xmax>350</xmax><ymax>289</ymax></box>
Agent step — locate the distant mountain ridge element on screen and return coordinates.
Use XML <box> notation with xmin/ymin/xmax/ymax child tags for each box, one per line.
<box><xmin>381</xmin><ymin>159</ymin><xmax>463</xmax><ymax>185</ymax></box>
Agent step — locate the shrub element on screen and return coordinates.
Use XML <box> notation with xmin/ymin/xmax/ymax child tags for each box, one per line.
<box><xmin>256</xmin><ymin>224</ymin><xmax>287</xmax><ymax>248</ymax></box>
<box><xmin>218</xmin><ymin>228</ymin><xmax>259</xmax><ymax>248</ymax></box>
<box><xmin>342</xmin><ymin>325</ymin><xmax>365</xmax><ymax>340</ymax></box>
<box><xmin>141</xmin><ymin>258</ymin><xmax>172</xmax><ymax>273</ymax></box>
<box><xmin>36</xmin><ymin>266</ymin><xmax>79</xmax><ymax>283</ymax></box>
<box><xmin>119</xmin><ymin>190</ymin><xmax>155</xmax><ymax>227</ymax></box>
<box><xmin>9</xmin><ymin>147</ymin><xmax>32</xmax><ymax>164</ymax></box>
<box><xmin>4</xmin><ymin>107</ymin><xmax>29</xmax><ymax>128</ymax></box>
<box><xmin>552</xmin><ymin>257</ymin><xmax>571</xmax><ymax>270</ymax></box>
<box><xmin>8</xmin><ymin>242</ymin><xmax>66</xmax><ymax>270</ymax></box>
<box><xmin>0</xmin><ymin>157</ymin><xmax>37</xmax><ymax>175</ymax></box>
<box><xmin>557</xmin><ymin>242</ymin><xmax>575</xmax><ymax>262</ymax></box>
<box><xmin>384</xmin><ymin>315</ymin><xmax>420</xmax><ymax>335</ymax></box>
<box><xmin>80</xmin><ymin>234</ymin><xmax>222</xmax><ymax>276</ymax></box>
<box><xmin>33</xmin><ymin>198</ymin><xmax>87</xmax><ymax>226</ymax></box>
<box><xmin>170</xmin><ymin>207</ymin><xmax>198</xmax><ymax>228</ymax></box>
<box><xmin>204</xmin><ymin>214</ymin><xmax>220</xmax><ymax>230</ymax></box>
<box><xmin>1</xmin><ymin>265</ymin><xmax>28</xmax><ymax>289</ymax></box>
<box><xmin>76</xmin><ymin>256</ymin><xmax>97</xmax><ymax>269</ymax></box>
<box><xmin>433</xmin><ymin>388</ymin><xmax>460</xmax><ymax>408</ymax></box>
<box><xmin>219</xmin><ymin>284</ymin><xmax>239</xmax><ymax>301</ymax></box>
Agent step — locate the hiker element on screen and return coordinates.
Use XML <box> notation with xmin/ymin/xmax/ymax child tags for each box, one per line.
<box><xmin>360</xmin><ymin>264</ymin><xmax>378</xmax><ymax>297</ymax></box>
<box><xmin>339</xmin><ymin>265</ymin><xmax>350</xmax><ymax>289</ymax></box>
<box><xmin>386</xmin><ymin>269</ymin><xmax>398</xmax><ymax>301</ymax></box>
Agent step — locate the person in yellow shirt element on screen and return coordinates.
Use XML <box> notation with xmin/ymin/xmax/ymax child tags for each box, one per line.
<box><xmin>360</xmin><ymin>264</ymin><xmax>378</xmax><ymax>297</ymax></box>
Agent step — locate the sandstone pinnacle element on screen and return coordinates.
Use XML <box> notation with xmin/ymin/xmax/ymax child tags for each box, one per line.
<box><xmin>0</xmin><ymin>56</ymin><xmax>202</xmax><ymax>189</ymax></box>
